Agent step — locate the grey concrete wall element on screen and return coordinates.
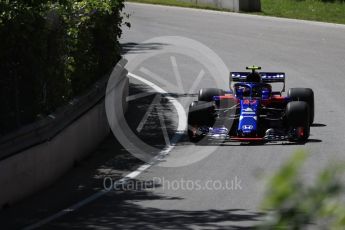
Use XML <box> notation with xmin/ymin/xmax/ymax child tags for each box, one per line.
<box><xmin>0</xmin><ymin>60</ymin><xmax>128</xmax><ymax>208</ymax></box>
<box><xmin>179</xmin><ymin>0</ymin><xmax>260</xmax><ymax>12</ymax></box>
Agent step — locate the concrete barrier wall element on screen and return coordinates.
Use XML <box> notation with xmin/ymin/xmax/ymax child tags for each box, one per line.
<box><xmin>0</xmin><ymin>60</ymin><xmax>128</xmax><ymax>208</ymax></box>
<box><xmin>179</xmin><ymin>0</ymin><xmax>261</xmax><ymax>12</ymax></box>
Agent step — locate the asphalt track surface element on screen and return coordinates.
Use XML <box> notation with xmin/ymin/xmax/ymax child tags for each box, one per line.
<box><xmin>2</xmin><ymin>3</ymin><xmax>345</xmax><ymax>229</ymax></box>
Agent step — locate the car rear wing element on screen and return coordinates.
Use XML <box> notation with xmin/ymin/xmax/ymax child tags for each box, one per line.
<box><xmin>230</xmin><ymin>72</ymin><xmax>286</xmax><ymax>92</ymax></box>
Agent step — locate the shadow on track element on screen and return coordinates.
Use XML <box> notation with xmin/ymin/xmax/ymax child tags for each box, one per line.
<box><xmin>176</xmin><ymin>134</ymin><xmax>323</xmax><ymax>147</ymax></box>
<box><xmin>45</xmin><ymin>182</ymin><xmax>263</xmax><ymax>229</ymax></box>
<box><xmin>311</xmin><ymin>123</ymin><xmax>326</xmax><ymax>127</ymax></box>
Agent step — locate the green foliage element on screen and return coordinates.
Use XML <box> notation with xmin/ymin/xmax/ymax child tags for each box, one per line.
<box><xmin>259</xmin><ymin>151</ymin><xmax>345</xmax><ymax>229</ymax></box>
<box><xmin>0</xmin><ymin>0</ymin><xmax>125</xmax><ymax>134</ymax></box>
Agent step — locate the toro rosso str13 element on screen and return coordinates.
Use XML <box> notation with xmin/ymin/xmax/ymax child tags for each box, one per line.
<box><xmin>188</xmin><ymin>66</ymin><xmax>314</xmax><ymax>143</ymax></box>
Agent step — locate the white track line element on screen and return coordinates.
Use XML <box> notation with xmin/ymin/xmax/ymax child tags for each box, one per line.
<box><xmin>23</xmin><ymin>72</ymin><xmax>186</xmax><ymax>230</ymax></box>
<box><xmin>139</xmin><ymin>67</ymin><xmax>180</xmax><ymax>92</ymax></box>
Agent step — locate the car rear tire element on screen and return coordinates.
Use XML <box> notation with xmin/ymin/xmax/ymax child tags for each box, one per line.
<box><xmin>285</xmin><ymin>101</ymin><xmax>310</xmax><ymax>142</ymax></box>
<box><xmin>288</xmin><ymin>88</ymin><xmax>314</xmax><ymax>125</ymax></box>
<box><xmin>198</xmin><ymin>88</ymin><xmax>225</xmax><ymax>102</ymax></box>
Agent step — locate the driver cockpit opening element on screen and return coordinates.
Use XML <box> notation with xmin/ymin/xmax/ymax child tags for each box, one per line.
<box><xmin>234</xmin><ymin>84</ymin><xmax>272</xmax><ymax>99</ymax></box>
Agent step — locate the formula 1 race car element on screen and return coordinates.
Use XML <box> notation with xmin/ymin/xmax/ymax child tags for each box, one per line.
<box><xmin>188</xmin><ymin>66</ymin><xmax>314</xmax><ymax>143</ymax></box>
